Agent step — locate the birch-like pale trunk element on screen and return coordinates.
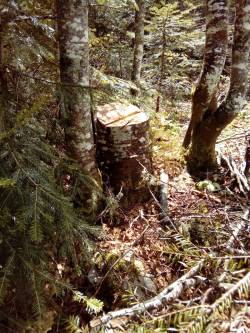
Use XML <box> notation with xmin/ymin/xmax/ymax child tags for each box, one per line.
<box><xmin>56</xmin><ymin>0</ymin><xmax>100</xmax><ymax>190</ymax></box>
<box><xmin>188</xmin><ymin>0</ymin><xmax>250</xmax><ymax>171</ymax></box>
<box><xmin>131</xmin><ymin>0</ymin><xmax>145</xmax><ymax>82</ymax></box>
<box><xmin>183</xmin><ymin>0</ymin><xmax>229</xmax><ymax>148</ymax></box>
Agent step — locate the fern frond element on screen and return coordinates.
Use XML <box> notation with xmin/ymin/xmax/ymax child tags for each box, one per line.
<box><xmin>186</xmin><ymin>271</ymin><xmax>250</xmax><ymax>333</ymax></box>
<box><xmin>64</xmin><ymin>315</ymin><xmax>83</xmax><ymax>333</ymax></box>
<box><xmin>73</xmin><ymin>291</ymin><xmax>104</xmax><ymax>314</ymax></box>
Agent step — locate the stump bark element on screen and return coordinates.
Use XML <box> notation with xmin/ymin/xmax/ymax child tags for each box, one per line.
<box><xmin>96</xmin><ymin>103</ymin><xmax>152</xmax><ymax>207</ymax></box>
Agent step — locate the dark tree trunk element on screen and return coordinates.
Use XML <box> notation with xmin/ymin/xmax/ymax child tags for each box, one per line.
<box><xmin>244</xmin><ymin>136</ymin><xmax>250</xmax><ymax>185</ymax></box>
<box><xmin>0</xmin><ymin>10</ymin><xmax>9</xmax><ymax>133</ymax></box>
<box><xmin>131</xmin><ymin>0</ymin><xmax>145</xmax><ymax>82</ymax></box>
<box><xmin>183</xmin><ymin>0</ymin><xmax>229</xmax><ymax>149</ymax></box>
<box><xmin>96</xmin><ymin>103</ymin><xmax>152</xmax><ymax>208</ymax></box>
<box><xmin>185</xmin><ymin>0</ymin><xmax>250</xmax><ymax>172</ymax></box>
<box><xmin>0</xmin><ymin>12</ymin><xmax>4</xmax><ymax>132</ymax></box>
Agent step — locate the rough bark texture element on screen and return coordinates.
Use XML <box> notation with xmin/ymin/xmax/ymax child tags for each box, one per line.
<box><xmin>183</xmin><ymin>0</ymin><xmax>229</xmax><ymax>148</ymax></box>
<box><xmin>56</xmin><ymin>0</ymin><xmax>99</xmax><ymax>179</ymax></box>
<box><xmin>0</xmin><ymin>12</ymin><xmax>4</xmax><ymax>131</ymax></box>
<box><xmin>245</xmin><ymin>136</ymin><xmax>250</xmax><ymax>184</ymax></box>
<box><xmin>187</xmin><ymin>0</ymin><xmax>250</xmax><ymax>171</ymax></box>
<box><xmin>96</xmin><ymin>103</ymin><xmax>152</xmax><ymax>208</ymax></box>
<box><xmin>131</xmin><ymin>0</ymin><xmax>145</xmax><ymax>82</ymax></box>
<box><xmin>156</xmin><ymin>22</ymin><xmax>166</xmax><ymax>113</ymax></box>
<box><xmin>0</xmin><ymin>9</ymin><xmax>9</xmax><ymax>133</ymax></box>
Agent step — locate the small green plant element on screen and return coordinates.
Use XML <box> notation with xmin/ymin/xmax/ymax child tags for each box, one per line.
<box><xmin>196</xmin><ymin>180</ymin><xmax>221</xmax><ymax>192</ymax></box>
<box><xmin>73</xmin><ymin>291</ymin><xmax>104</xmax><ymax>315</ymax></box>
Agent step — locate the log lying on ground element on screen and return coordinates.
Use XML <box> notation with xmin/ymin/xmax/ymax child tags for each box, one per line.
<box><xmin>96</xmin><ymin>103</ymin><xmax>152</xmax><ymax>207</ymax></box>
<box><xmin>91</xmin><ymin>260</ymin><xmax>205</xmax><ymax>328</ymax></box>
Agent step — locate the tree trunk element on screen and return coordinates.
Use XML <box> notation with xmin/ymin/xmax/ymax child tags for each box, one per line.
<box><xmin>187</xmin><ymin>0</ymin><xmax>250</xmax><ymax>172</ymax></box>
<box><xmin>0</xmin><ymin>10</ymin><xmax>10</xmax><ymax>133</ymax></box>
<box><xmin>56</xmin><ymin>0</ymin><xmax>95</xmax><ymax>172</ymax></box>
<box><xmin>0</xmin><ymin>13</ymin><xmax>5</xmax><ymax>133</ymax></box>
<box><xmin>56</xmin><ymin>0</ymin><xmax>101</xmax><ymax>202</ymax></box>
<box><xmin>131</xmin><ymin>0</ymin><xmax>145</xmax><ymax>82</ymax></box>
<box><xmin>96</xmin><ymin>103</ymin><xmax>152</xmax><ymax>208</ymax></box>
<box><xmin>183</xmin><ymin>0</ymin><xmax>229</xmax><ymax>149</ymax></box>
<box><xmin>156</xmin><ymin>22</ymin><xmax>166</xmax><ymax>113</ymax></box>
<box><xmin>245</xmin><ymin>136</ymin><xmax>250</xmax><ymax>185</ymax></box>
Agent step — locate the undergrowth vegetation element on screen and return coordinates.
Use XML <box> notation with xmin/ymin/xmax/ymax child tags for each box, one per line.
<box><xmin>1</xmin><ymin>0</ymin><xmax>250</xmax><ymax>332</ymax></box>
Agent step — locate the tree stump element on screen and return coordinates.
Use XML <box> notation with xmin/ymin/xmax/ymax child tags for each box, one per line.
<box><xmin>96</xmin><ymin>103</ymin><xmax>152</xmax><ymax>207</ymax></box>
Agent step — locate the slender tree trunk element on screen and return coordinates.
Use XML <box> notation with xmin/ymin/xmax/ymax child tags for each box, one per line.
<box><xmin>187</xmin><ymin>0</ymin><xmax>250</xmax><ymax>171</ymax></box>
<box><xmin>0</xmin><ymin>10</ymin><xmax>9</xmax><ymax>133</ymax></box>
<box><xmin>183</xmin><ymin>0</ymin><xmax>229</xmax><ymax>149</ymax></box>
<box><xmin>245</xmin><ymin>136</ymin><xmax>250</xmax><ymax>185</ymax></box>
<box><xmin>56</xmin><ymin>1</ymin><xmax>100</xmax><ymax>185</ymax></box>
<box><xmin>156</xmin><ymin>22</ymin><xmax>166</xmax><ymax>113</ymax></box>
<box><xmin>0</xmin><ymin>13</ymin><xmax>4</xmax><ymax>131</ymax></box>
<box><xmin>131</xmin><ymin>0</ymin><xmax>145</xmax><ymax>82</ymax></box>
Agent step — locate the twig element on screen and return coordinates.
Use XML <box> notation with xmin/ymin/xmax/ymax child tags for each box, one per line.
<box><xmin>216</xmin><ymin>130</ymin><xmax>249</xmax><ymax>143</ymax></box>
<box><xmin>93</xmin><ymin>202</ymin><xmax>249</xmax><ymax>329</ymax></box>
<box><xmin>217</xmin><ymin>148</ymin><xmax>249</xmax><ymax>194</ymax></box>
<box><xmin>218</xmin><ymin>209</ymin><xmax>249</xmax><ymax>283</ymax></box>
<box><xmin>214</xmin><ymin>271</ymin><xmax>250</xmax><ymax>310</ymax></box>
<box><xmin>230</xmin><ymin>158</ymin><xmax>249</xmax><ymax>192</ymax></box>
<box><xmin>225</xmin><ymin>209</ymin><xmax>249</xmax><ymax>252</ymax></box>
<box><xmin>187</xmin><ymin>271</ymin><xmax>250</xmax><ymax>333</ymax></box>
<box><xmin>92</xmin><ymin>260</ymin><xmax>205</xmax><ymax>327</ymax></box>
<box><xmin>147</xmin><ymin>177</ymin><xmax>180</xmax><ymax>234</ymax></box>
<box><xmin>92</xmin><ymin>223</ymin><xmax>150</xmax><ymax>298</ymax></box>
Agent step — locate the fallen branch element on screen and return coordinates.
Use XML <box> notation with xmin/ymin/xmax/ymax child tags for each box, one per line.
<box><xmin>225</xmin><ymin>209</ymin><xmax>249</xmax><ymax>253</ymax></box>
<box><xmin>92</xmin><ymin>260</ymin><xmax>205</xmax><ymax>328</ymax></box>
<box><xmin>218</xmin><ymin>209</ymin><xmax>249</xmax><ymax>283</ymax></box>
<box><xmin>217</xmin><ymin>148</ymin><xmax>249</xmax><ymax>194</ymax></box>
<box><xmin>92</xmin><ymin>204</ymin><xmax>250</xmax><ymax>330</ymax></box>
<box><xmin>216</xmin><ymin>130</ymin><xmax>249</xmax><ymax>143</ymax></box>
<box><xmin>188</xmin><ymin>271</ymin><xmax>250</xmax><ymax>333</ymax></box>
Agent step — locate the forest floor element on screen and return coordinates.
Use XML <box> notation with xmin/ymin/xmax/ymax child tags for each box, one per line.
<box><xmin>86</xmin><ymin>102</ymin><xmax>250</xmax><ymax>332</ymax></box>
<box><xmin>59</xmin><ymin>102</ymin><xmax>250</xmax><ymax>332</ymax></box>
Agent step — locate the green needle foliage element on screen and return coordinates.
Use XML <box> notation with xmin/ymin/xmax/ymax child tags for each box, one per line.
<box><xmin>0</xmin><ymin>116</ymin><xmax>101</xmax><ymax>330</ymax></box>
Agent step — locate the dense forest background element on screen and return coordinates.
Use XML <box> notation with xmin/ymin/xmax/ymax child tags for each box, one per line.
<box><xmin>0</xmin><ymin>0</ymin><xmax>250</xmax><ymax>332</ymax></box>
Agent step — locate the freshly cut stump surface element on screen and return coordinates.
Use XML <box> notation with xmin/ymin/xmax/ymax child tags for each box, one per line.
<box><xmin>96</xmin><ymin>102</ymin><xmax>152</xmax><ymax>207</ymax></box>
